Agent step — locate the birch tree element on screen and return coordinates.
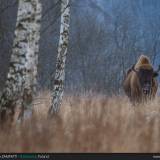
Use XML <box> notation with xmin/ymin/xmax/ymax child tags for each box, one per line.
<box><xmin>0</xmin><ymin>0</ymin><xmax>42</xmax><ymax>122</ymax></box>
<box><xmin>18</xmin><ymin>0</ymin><xmax>42</xmax><ymax>121</ymax></box>
<box><xmin>48</xmin><ymin>0</ymin><xmax>70</xmax><ymax>116</ymax></box>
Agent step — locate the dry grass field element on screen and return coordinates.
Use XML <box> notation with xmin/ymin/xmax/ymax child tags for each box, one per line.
<box><xmin>0</xmin><ymin>91</ymin><xmax>160</xmax><ymax>152</ymax></box>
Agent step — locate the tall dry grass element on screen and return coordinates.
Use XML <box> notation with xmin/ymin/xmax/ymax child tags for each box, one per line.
<box><xmin>0</xmin><ymin>91</ymin><xmax>160</xmax><ymax>152</ymax></box>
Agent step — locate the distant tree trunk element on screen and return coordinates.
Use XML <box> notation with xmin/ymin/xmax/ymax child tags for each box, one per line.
<box><xmin>48</xmin><ymin>0</ymin><xmax>70</xmax><ymax>116</ymax></box>
<box><xmin>0</xmin><ymin>0</ymin><xmax>42</xmax><ymax>123</ymax></box>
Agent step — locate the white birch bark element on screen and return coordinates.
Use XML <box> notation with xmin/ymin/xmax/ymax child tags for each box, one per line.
<box><xmin>0</xmin><ymin>0</ymin><xmax>42</xmax><ymax>122</ymax></box>
<box><xmin>48</xmin><ymin>0</ymin><xmax>70</xmax><ymax>116</ymax></box>
<box><xmin>18</xmin><ymin>0</ymin><xmax>42</xmax><ymax>121</ymax></box>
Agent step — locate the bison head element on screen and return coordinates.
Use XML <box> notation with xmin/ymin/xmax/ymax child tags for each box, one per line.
<box><xmin>137</xmin><ymin>68</ymin><xmax>158</xmax><ymax>95</ymax></box>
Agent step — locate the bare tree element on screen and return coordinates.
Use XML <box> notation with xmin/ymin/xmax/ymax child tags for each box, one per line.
<box><xmin>18</xmin><ymin>0</ymin><xmax>42</xmax><ymax>121</ymax></box>
<box><xmin>48</xmin><ymin>0</ymin><xmax>70</xmax><ymax>116</ymax></box>
<box><xmin>0</xmin><ymin>0</ymin><xmax>42</xmax><ymax>123</ymax></box>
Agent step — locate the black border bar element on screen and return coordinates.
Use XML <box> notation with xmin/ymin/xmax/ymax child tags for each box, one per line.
<box><xmin>0</xmin><ymin>153</ymin><xmax>160</xmax><ymax>160</ymax></box>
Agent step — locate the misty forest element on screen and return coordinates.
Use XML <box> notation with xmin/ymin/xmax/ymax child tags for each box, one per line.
<box><xmin>0</xmin><ymin>0</ymin><xmax>160</xmax><ymax>152</ymax></box>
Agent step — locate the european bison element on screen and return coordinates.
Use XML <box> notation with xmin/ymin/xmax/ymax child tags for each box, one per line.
<box><xmin>123</xmin><ymin>55</ymin><xmax>160</xmax><ymax>104</ymax></box>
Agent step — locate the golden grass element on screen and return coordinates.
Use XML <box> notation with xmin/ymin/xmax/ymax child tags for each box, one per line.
<box><xmin>0</xmin><ymin>91</ymin><xmax>160</xmax><ymax>152</ymax></box>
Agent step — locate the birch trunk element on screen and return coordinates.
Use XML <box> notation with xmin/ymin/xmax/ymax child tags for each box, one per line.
<box><xmin>48</xmin><ymin>0</ymin><xmax>70</xmax><ymax>116</ymax></box>
<box><xmin>18</xmin><ymin>0</ymin><xmax>42</xmax><ymax>121</ymax></box>
<box><xmin>0</xmin><ymin>0</ymin><xmax>42</xmax><ymax>122</ymax></box>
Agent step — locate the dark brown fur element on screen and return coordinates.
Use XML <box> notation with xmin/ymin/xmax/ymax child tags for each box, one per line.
<box><xmin>123</xmin><ymin>55</ymin><xmax>158</xmax><ymax>104</ymax></box>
